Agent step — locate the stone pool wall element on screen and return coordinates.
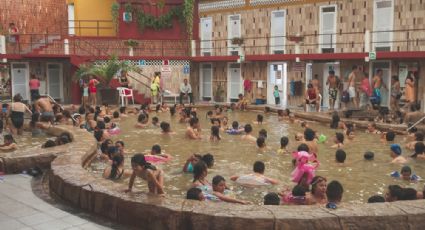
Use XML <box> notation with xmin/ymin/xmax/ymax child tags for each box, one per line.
<box><xmin>0</xmin><ymin>112</ymin><xmax>423</xmax><ymax>229</ymax></box>
<box><xmin>43</xmin><ymin>125</ymin><xmax>425</xmax><ymax>230</ymax></box>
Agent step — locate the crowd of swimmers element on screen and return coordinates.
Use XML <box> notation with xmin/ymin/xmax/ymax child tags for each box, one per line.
<box><xmin>4</xmin><ymin>92</ymin><xmax>425</xmax><ymax>208</ymax></box>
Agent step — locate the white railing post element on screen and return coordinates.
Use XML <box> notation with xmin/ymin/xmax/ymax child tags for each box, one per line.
<box><xmin>0</xmin><ymin>35</ymin><xmax>6</xmax><ymax>63</ymax></box>
<box><xmin>64</xmin><ymin>39</ymin><xmax>69</xmax><ymax>55</ymax></box>
<box><xmin>191</xmin><ymin>40</ymin><xmax>196</xmax><ymax>57</ymax></box>
<box><xmin>365</xmin><ymin>30</ymin><xmax>371</xmax><ymax>53</ymax></box>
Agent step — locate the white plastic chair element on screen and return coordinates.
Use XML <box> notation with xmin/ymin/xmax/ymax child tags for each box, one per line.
<box><xmin>117</xmin><ymin>87</ymin><xmax>134</xmax><ymax>107</ymax></box>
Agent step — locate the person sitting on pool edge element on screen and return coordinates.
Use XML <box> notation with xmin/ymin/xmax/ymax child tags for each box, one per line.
<box><xmin>125</xmin><ymin>153</ymin><xmax>164</xmax><ymax>195</ymax></box>
<box><xmin>236</xmin><ymin>93</ymin><xmax>248</xmax><ymax>111</ymax></box>
<box><xmin>230</xmin><ymin>161</ymin><xmax>279</xmax><ymax>186</ymax></box>
<box><xmin>211</xmin><ymin>175</ymin><xmax>250</xmax><ymax>204</ymax></box>
<box><xmin>325</xmin><ymin>180</ymin><xmax>344</xmax><ymax>209</ymax></box>
<box><xmin>389</xmin><ymin>144</ymin><xmax>407</xmax><ymax>164</ymax></box>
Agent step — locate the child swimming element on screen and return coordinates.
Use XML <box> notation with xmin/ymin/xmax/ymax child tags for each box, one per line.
<box><xmin>144</xmin><ymin>144</ymin><xmax>172</xmax><ymax>163</ymax></box>
<box><xmin>389</xmin><ymin>144</ymin><xmax>407</xmax><ymax>164</ymax></box>
<box><xmin>211</xmin><ymin>175</ymin><xmax>250</xmax><ymax>204</ymax></box>
<box><xmin>226</xmin><ymin>121</ymin><xmax>244</xmax><ymax>135</ymax></box>
<box><xmin>230</xmin><ymin>161</ymin><xmax>279</xmax><ymax>186</ymax></box>
<box><xmin>186</xmin><ymin>187</ymin><xmax>205</xmax><ymax>201</ymax></box>
<box><xmin>0</xmin><ymin>134</ymin><xmax>17</xmax><ymax>152</ymax></box>
<box><xmin>390</xmin><ymin>165</ymin><xmax>420</xmax><ymax>182</ymax></box>
<box><xmin>125</xmin><ymin>153</ymin><xmax>164</xmax><ymax>195</ymax></box>
<box><xmin>241</xmin><ymin>124</ymin><xmax>256</xmax><ymax>142</ymax></box>
<box><xmin>210</xmin><ymin>126</ymin><xmax>221</xmax><ymax>141</ymax></box>
<box><xmin>277</xmin><ymin>136</ymin><xmax>289</xmax><ymax>154</ymax></box>
<box><xmin>186</xmin><ymin>117</ymin><xmax>202</xmax><ymax>140</ymax></box>
<box><xmin>330</xmin><ymin>132</ymin><xmax>344</xmax><ymax>149</ymax></box>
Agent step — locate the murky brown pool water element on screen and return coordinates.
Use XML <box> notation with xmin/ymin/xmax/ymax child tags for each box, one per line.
<box><xmin>89</xmin><ymin>109</ymin><xmax>425</xmax><ymax>204</ymax></box>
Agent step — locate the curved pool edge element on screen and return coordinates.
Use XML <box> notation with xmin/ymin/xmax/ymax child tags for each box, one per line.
<box><xmin>46</xmin><ymin>126</ymin><xmax>425</xmax><ymax>229</ymax></box>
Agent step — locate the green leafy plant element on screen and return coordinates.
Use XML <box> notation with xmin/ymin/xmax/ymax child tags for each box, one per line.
<box><xmin>124</xmin><ymin>3</ymin><xmax>133</xmax><ymax>13</ymax></box>
<box><xmin>231</xmin><ymin>37</ymin><xmax>244</xmax><ymax>45</ymax></box>
<box><xmin>135</xmin><ymin>6</ymin><xmax>183</xmax><ymax>32</ymax></box>
<box><xmin>111</xmin><ymin>2</ymin><xmax>120</xmax><ymax>32</ymax></box>
<box><xmin>183</xmin><ymin>0</ymin><xmax>194</xmax><ymax>38</ymax></box>
<box><xmin>157</xmin><ymin>0</ymin><xmax>165</xmax><ymax>9</ymax></box>
<box><xmin>74</xmin><ymin>56</ymin><xmax>136</xmax><ymax>87</ymax></box>
<box><xmin>124</xmin><ymin>39</ymin><xmax>139</xmax><ymax>48</ymax></box>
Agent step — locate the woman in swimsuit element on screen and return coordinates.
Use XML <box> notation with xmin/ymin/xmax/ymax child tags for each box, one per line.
<box><xmin>125</xmin><ymin>153</ymin><xmax>164</xmax><ymax>195</ymax></box>
<box><xmin>88</xmin><ymin>75</ymin><xmax>99</xmax><ymax>106</ymax></box>
<box><xmin>103</xmin><ymin>154</ymin><xmax>130</xmax><ymax>180</ymax></box>
<box><xmin>9</xmin><ymin>94</ymin><xmax>32</xmax><ymax>135</ymax></box>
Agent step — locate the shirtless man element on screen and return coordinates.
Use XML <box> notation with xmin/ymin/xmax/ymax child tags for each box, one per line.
<box><xmin>34</xmin><ymin>95</ymin><xmax>55</xmax><ymax>122</ymax></box>
<box><xmin>346</xmin><ymin>66</ymin><xmax>358</xmax><ymax>109</ymax></box>
<box><xmin>372</xmin><ymin>69</ymin><xmax>386</xmax><ymax>105</ymax></box>
<box><xmin>186</xmin><ymin>117</ymin><xmax>202</xmax><ymax>139</ymax></box>
<box><xmin>241</xmin><ymin>124</ymin><xmax>256</xmax><ymax>142</ymax></box>
<box><xmin>326</xmin><ymin>70</ymin><xmax>339</xmax><ymax>111</ymax></box>
<box><xmin>312</xmin><ymin>74</ymin><xmax>321</xmax><ymax>93</ymax></box>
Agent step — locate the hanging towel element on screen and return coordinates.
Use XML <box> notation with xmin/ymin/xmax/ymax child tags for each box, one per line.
<box><xmin>257</xmin><ymin>80</ymin><xmax>264</xmax><ymax>88</ymax></box>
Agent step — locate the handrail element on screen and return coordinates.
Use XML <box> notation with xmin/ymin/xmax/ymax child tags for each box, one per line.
<box><xmin>407</xmin><ymin>116</ymin><xmax>425</xmax><ymax>132</ymax></box>
<box><xmin>127</xmin><ymin>72</ymin><xmax>150</xmax><ymax>89</ymax></box>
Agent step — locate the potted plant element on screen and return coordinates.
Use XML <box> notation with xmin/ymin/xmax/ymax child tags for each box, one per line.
<box><xmin>123</xmin><ymin>3</ymin><xmax>133</xmax><ymax>23</ymax></box>
<box><xmin>231</xmin><ymin>37</ymin><xmax>244</xmax><ymax>46</ymax></box>
<box><xmin>214</xmin><ymin>83</ymin><xmax>225</xmax><ymax>102</ymax></box>
<box><xmin>74</xmin><ymin>56</ymin><xmax>135</xmax><ymax>104</ymax></box>
<box><xmin>124</xmin><ymin>39</ymin><xmax>139</xmax><ymax>56</ymax></box>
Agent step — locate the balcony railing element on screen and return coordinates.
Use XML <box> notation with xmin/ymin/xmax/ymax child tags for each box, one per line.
<box><xmin>2</xmin><ymin>28</ymin><xmax>424</xmax><ymax>58</ymax></box>
<box><xmin>196</xmin><ymin>28</ymin><xmax>425</xmax><ymax>57</ymax></box>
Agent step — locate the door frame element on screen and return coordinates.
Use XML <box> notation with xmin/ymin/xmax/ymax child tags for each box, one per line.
<box><xmin>373</xmin><ymin>0</ymin><xmax>394</xmax><ymax>51</ymax></box>
<box><xmin>68</xmin><ymin>4</ymin><xmax>75</xmax><ymax>35</ymax></box>
<box><xmin>46</xmin><ymin>62</ymin><xmax>64</xmax><ymax>102</ymax></box>
<box><xmin>318</xmin><ymin>4</ymin><xmax>337</xmax><ymax>53</ymax></box>
<box><xmin>227</xmin><ymin>14</ymin><xmax>241</xmax><ymax>55</ymax></box>
<box><xmin>369</xmin><ymin>60</ymin><xmax>392</xmax><ymax>107</ymax></box>
<box><xmin>270</xmin><ymin>10</ymin><xmax>286</xmax><ymax>54</ymax></box>
<box><xmin>11</xmin><ymin>62</ymin><xmax>30</xmax><ymax>101</ymax></box>
<box><xmin>267</xmin><ymin>62</ymin><xmax>288</xmax><ymax>107</ymax></box>
<box><xmin>227</xmin><ymin>63</ymin><xmax>242</xmax><ymax>102</ymax></box>
<box><xmin>199</xmin><ymin>62</ymin><xmax>213</xmax><ymax>101</ymax></box>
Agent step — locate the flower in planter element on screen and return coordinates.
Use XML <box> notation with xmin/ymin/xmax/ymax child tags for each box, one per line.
<box><xmin>231</xmin><ymin>37</ymin><xmax>244</xmax><ymax>45</ymax></box>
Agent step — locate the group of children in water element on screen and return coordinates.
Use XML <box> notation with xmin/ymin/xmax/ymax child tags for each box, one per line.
<box><xmin>82</xmin><ymin>101</ymin><xmax>425</xmax><ymax>208</ymax></box>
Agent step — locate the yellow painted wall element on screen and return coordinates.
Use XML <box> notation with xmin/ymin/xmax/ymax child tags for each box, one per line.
<box><xmin>69</xmin><ymin>0</ymin><xmax>116</xmax><ymax>36</ymax></box>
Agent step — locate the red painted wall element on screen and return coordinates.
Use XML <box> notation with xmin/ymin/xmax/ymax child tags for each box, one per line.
<box><xmin>118</xmin><ymin>1</ymin><xmax>189</xmax><ymax>40</ymax></box>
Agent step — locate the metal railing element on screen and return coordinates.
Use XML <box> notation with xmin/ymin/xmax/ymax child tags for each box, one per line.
<box><xmin>196</xmin><ymin>28</ymin><xmax>425</xmax><ymax>56</ymax></box>
<box><xmin>67</xmin><ymin>20</ymin><xmax>115</xmax><ymax>37</ymax></box>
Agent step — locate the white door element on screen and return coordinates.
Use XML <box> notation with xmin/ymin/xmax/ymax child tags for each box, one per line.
<box><xmin>267</xmin><ymin>62</ymin><xmax>288</xmax><ymax>107</ymax></box>
<box><xmin>68</xmin><ymin>4</ymin><xmax>75</xmax><ymax>35</ymax></box>
<box><xmin>322</xmin><ymin>63</ymin><xmax>341</xmax><ymax>109</ymax></box>
<box><xmin>228</xmin><ymin>15</ymin><xmax>241</xmax><ymax>55</ymax></box>
<box><xmin>270</xmin><ymin>10</ymin><xmax>286</xmax><ymax>54</ymax></box>
<box><xmin>47</xmin><ymin>63</ymin><xmax>63</xmax><ymax>101</ymax></box>
<box><xmin>200</xmin><ymin>17</ymin><xmax>213</xmax><ymax>56</ymax></box>
<box><xmin>200</xmin><ymin>63</ymin><xmax>213</xmax><ymax>100</ymax></box>
<box><xmin>373</xmin><ymin>0</ymin><xmax>394</xmax><ymax>51</ymax></box>
<box><xmin>227</xmin><ymin>63</ymin><xmax>242</xmax><ymax>102</ymax></box>
<box><xmin>319</xmin><ymin>5</ymin><xmax>337</xmax><ymax>53</ymax></box>
<box><xmin>305</xmin><ymin>63</ymin><xmax>313</xmax><ymax>88</ymax></box>
<box><xmin>370</xmin><ymin>61</ymin><xmax>391</xmax><ymax>107</ymax></box>
<box><xmin>11</xmin><ymin>63</ymin><xmax>29</xmax><ymax>101</ymax></box>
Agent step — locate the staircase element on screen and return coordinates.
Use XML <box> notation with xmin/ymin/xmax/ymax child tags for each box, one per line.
<box><xmin>108</xmin><ymin>69</ymin><xmax>152</xmax><ymax>105</ymax></box>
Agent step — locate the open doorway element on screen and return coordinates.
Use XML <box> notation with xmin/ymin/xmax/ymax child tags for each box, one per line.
<box><xmin>369</xmin><ymin>61</ymin><xmax>391</xmax><ymax>107</ymax></box>
<box><xmin>310</xmin><ymin>62</ymin><xmax>341</xmax><ymax>110</ymax></box>
<box><xmin>267</xmin><ymin>62</ymin><xmax>288</xmax><ymax>107</ymax></box>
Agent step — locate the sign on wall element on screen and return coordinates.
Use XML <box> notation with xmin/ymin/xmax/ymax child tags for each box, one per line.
<box><xmin>183</xmin><ymin>65</ymin><xmax>190</xmax><ymax>74</ymax></box>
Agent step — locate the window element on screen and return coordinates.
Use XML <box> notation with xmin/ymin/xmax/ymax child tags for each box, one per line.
<box><xmin>200</xmin><ymin>64</ymin><xmax>213</xmax><ymax>99</ymax></box>
<box><xmin>319</xmin><ymin>5</ymin><xmax>337</xmax><ymax>53</ymax></box>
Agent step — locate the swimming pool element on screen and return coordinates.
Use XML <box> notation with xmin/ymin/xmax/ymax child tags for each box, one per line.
<box><xmin>89</xmin><ymin>109</ymin><xmax>424</xmax><ymax>204</ymax></box>
<box><xmin>0</xmin><ymin>132</ymin><xmax>48</xmax><ymax>158</ymax></box>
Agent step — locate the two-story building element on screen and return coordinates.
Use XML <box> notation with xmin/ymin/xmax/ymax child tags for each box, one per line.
<box><xmin>191</xmin><ymin>0</ymin><xmax>425</xmax><ymax>110</ymax></box>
